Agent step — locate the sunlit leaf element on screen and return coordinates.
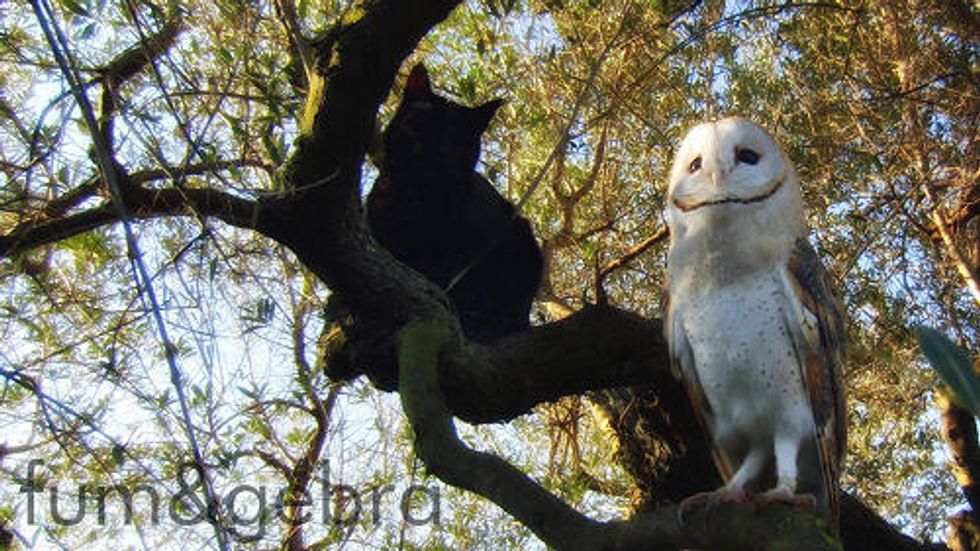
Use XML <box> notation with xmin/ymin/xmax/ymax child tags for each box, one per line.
<box><xmin>915</xmin><ymin>325</ymin><xmax>979</xmax><ymax>415</ymax></box>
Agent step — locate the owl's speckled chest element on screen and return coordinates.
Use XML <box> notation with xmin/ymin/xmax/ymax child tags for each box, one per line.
<box><xmin>676</xmin><ymin>270</ymin><xmax>808</xmax><ymax>438</ymax></box>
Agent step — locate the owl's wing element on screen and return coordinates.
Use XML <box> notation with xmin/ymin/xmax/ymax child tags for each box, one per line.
<box><xmin>781</xmin><ymin>238</ymin><xmax>847</xmax><ymax>523</ymax></box>
<box><xmin>663</xmin><ymin>290</ymin><xmax>734</xmax><ymax>481</ymax></box>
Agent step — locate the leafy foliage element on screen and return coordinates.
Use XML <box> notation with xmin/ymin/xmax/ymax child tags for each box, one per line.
<box><xmin>0</xmin><ymin>0</ymin><xmax>977</xmax><ymax>548</ymax></box>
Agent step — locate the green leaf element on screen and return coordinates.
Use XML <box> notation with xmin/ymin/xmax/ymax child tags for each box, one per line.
<box><xmin>61</xmin><ymin>0</ymin><xmax>90</xmax><ymax>17</ymax></box>
<box><xmin>80</xmin><ymin>22</ymin><xmax>97</xmax><ymax>39</ymax></box>
<box><xmin>914</xmin><ymin>325</ymin><xmax>979</xmax><ymax>415</ymax></box>
<box><xmin>459</xmin><ymin>74</ymin><xmax>478</xmax><ymax>102</ymax></box>
<box><xmin>111</xmin><ymin>444</ymin><xmax>126</xmax><ymax>466</ymax></box>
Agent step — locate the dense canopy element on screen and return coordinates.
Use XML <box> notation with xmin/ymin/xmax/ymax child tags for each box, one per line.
<box><xmin>0</xmin><ymin>0</ymin><xmax>977</xmax><ymax>549</ymax></box>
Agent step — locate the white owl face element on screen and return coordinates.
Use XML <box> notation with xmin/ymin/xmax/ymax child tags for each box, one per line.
<box><xmin>666</xmin><ymin>117</ymin><xmax>806</xmax><ymax>260</ymax></box>
<box><xmin>668</xmin><ymin>117</ymin><xmax>789</xmax><ymax>212</ymax></box>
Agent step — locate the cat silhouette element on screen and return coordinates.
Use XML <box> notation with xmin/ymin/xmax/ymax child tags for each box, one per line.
<box><xmin>367</xmin><ymin>64</ymin><xmax>542</xmax><ymax>342</ymax></box>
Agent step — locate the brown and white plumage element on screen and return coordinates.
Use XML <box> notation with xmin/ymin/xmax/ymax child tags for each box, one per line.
<box><xmin>664</xmin><ymin>117</ymin><xmax>846</xmax><ymax>527</ymax></box>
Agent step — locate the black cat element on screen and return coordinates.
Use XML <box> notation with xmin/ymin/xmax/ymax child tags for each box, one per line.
<box><xmin>367</xmin><ymin>64</ymin><xmax>542</xmax><ymax>342</ymax></box>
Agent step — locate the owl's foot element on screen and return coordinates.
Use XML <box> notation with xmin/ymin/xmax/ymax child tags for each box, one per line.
<box><xmin>677</xmin><ymin>487</ymin><xmax>750</xmax><ymax>526</ymax></box>
<box><xmin>755</xmin><ymin>487</ymin><xmax>816</xmax><ymax>511</ymax></box>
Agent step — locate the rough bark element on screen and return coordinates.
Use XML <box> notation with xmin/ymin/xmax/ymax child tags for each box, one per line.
<box><xmin>399</xmin><ymin>321</ymin><xmax>842</xmax><ymax>551</ymax></box>
<box><xmin>590</xmin><ymin>382</ymin><xmax>722</xmax><ymax>509</ymax></box>
<box><xmin>938</xmin><ymin>375</ymin><xmax>980</xmax><ymax>551</ymax></box>
<box><xmin>0</xmin><ymin>0</ymin><xmax>958</xmax><ymax>549</ymax></box>
<box><xmin>939</xmin><ymin>388</ymin><xmax>980</xmax><ymax>516</ymax></box>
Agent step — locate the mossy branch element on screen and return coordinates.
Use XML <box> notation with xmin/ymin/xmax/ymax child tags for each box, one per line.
<box><xmin>396</xmin><ymin>320</ymin><xmax>841</xmax><ymax>550</ymax></box>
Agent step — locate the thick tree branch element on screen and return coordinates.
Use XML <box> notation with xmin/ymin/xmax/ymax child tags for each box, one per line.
<box><xmin>283</xmin><ymin>0</ymin><xmax>461</xmax><ymax>204</ymax></box>
<box><xmin>96</xmin><ymin>0</ymin><xmax>183</xmax><ymax>150</ymax></box>
<box><xmin>397</xmin><ymin>316</ymin><xmax>938</xmax><ymax>549</ymax></box>
<box><xmin>1</xmin><ymin>185</ymin><xmax>265</xmax><ymax>258</ymax></box>
<box><xmin>925</xmin><ymin>183</ymin><xmax>979</xmax><ymax>248</ymax></box>
<box><xmin>323</xmin><ymin>304</ymin><xmax>669</xmax><ymax>423</ymax></box>
<box><xmin>840</xmin><ymin>493</ymin><xmax>950</xmax><ymax>551</ymax></box>
<box><xmin>98</xmin><ymin>2</ymin><xmax>183</xmax><ymax>89</ymax></box>
<box><xmin>938</xmin><ymin>388</ymin><xmax>980</xmax><ymax>515</ymax></box>
<box><xmin>435</xmin><ymin>305</ymin><xmax>666</xmax><ymax>424</ymax></box>
<box><xmin>267</xmin><ymin>0</ymin><xmax>465</xmax><ymax>337</ymax></box>
<box><xmin>398</xmin><ymin>321</ymin><xmax>607</xmax><ymax>549</ymax></box>
<box><xmin>38</xmin><ymin>177</ymin><xmax>102</xmax><ymax>219</ymax></box>
<box><xmin>398</xmin><ymin>321</ymin><xmax>841</xmax><ymax>551</ymax></box>
<box><xmin>35</xmin><ymin>158</ymin><xmax>270</xmax><ymax>221</ymax></box>
<box><xmin>926</xmin><ymin>198</ymin><xmax>980</xmax><ymax>307</ymax></box>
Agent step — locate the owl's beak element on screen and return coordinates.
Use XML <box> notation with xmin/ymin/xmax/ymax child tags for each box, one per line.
<box><xmin>711</xmin><ymin>170</ymin><xmax>726</xmax><ymax>188</ymax></box>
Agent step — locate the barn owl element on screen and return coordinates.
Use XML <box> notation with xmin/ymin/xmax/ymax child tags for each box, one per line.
<box><xmin>664</xmin><ymin>117</ymin><xmax>846</xmax><ymax>527</ymax></box>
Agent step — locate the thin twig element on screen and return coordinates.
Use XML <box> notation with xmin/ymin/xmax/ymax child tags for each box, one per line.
<box><xmin>923</xmin><ymin>183</ymin><xmax>980</xmax><ymax>307</ymax></box>
<box><xmin>28</xmin><ymin>1</ymin><xmax>229</xmax><ymax>548</ymax></box>
<box><xmin>598</xmin><ymin>226</ymin><xmax>669</xmax><ymax>280</ymax></box>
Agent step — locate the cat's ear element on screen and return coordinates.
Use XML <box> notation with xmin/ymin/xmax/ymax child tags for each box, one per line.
<box><xmin>470</xmin><ymin>98</ymin><xmax>503</xmax><ymax>133</ymax></box>
<box><xmin>405</xmin><ymin>63</ymin><xmax>432</xmax><ymax>98</ymax></box>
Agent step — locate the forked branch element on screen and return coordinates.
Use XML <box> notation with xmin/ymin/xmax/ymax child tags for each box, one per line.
<box><xmin>397</xmin><ymin>321</ymin><xmax>841</xmax><ymax>551</ymax></box>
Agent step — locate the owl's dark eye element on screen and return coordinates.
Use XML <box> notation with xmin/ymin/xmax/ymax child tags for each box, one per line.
<box><xmin>735</xmin><ymin>148</ymin><xmax>760</xmax><ymax>165</ymax></box>
<box><xmin>688</xmin><ymin>156</ymin><xmax>702</xmax><ymax>172</ymax></box>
